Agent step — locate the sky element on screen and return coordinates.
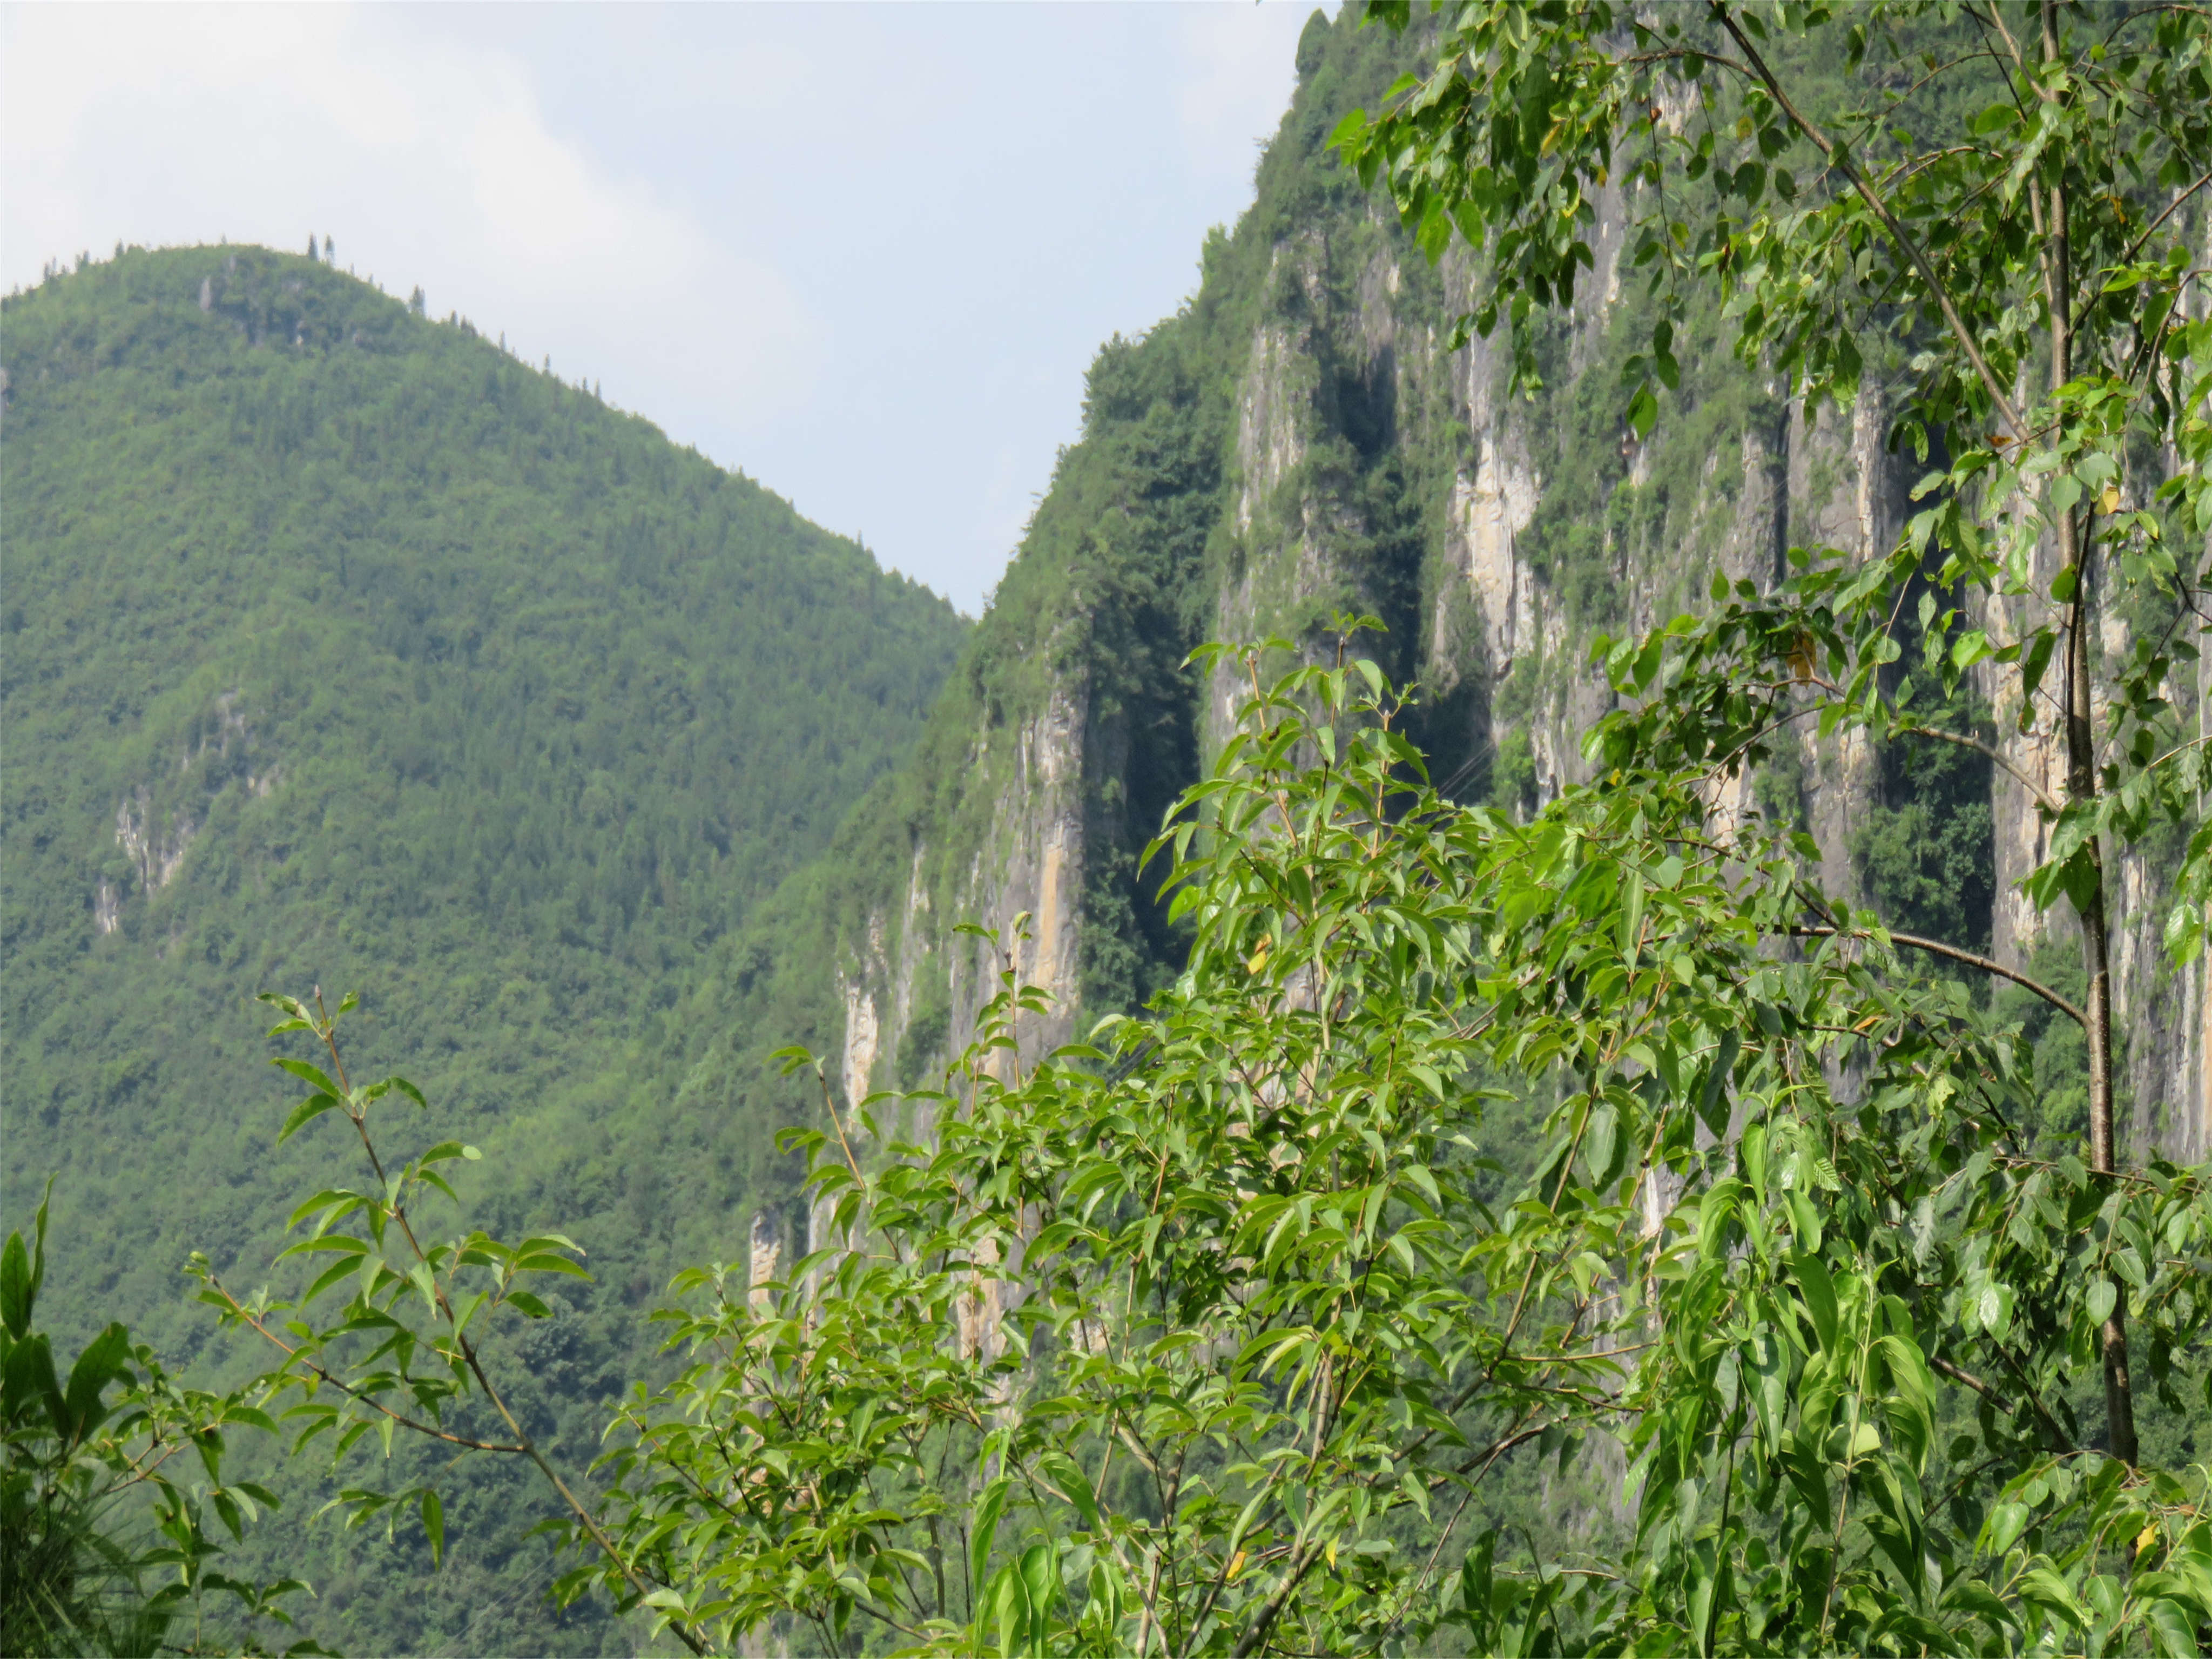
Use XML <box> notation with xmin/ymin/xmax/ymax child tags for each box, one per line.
<box><xmin>1</xmin><ymin>1</ymin><xmax>1325</xmax><ymax>613</ymax></box>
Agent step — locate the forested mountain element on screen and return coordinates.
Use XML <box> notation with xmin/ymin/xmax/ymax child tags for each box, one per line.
<box><xmin>1</xmin><ymin>247</ymin><xmax>962</xmax><ymax>1650</ymax></box>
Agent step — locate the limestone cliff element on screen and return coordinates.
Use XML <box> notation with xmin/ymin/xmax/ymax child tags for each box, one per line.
<box><xmin>805</xmin><ymin>5</ymin><xmax>2206</xmax><ymax>1177</ymax></box>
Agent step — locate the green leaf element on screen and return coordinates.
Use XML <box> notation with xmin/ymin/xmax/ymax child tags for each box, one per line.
<box><xmin>1792</xmin><ymin>1251</ymin><xmax>1838</xmax><ymax>1353</ymax></box>
<box><xmin>420</xmin><ymin>1488</ymin><xmax>444</xmax><ymax>1567</ymax></box>
<box><xmin>302</xmin><ymin>1255</ymin><xmax>367</xmax><ymax>1308</ymax></box>
<box><xmin>510</xmin><ymin>1253</ymin><xmax>592</xmax><ymax>1281</ymax></box>
<box><xmin>2018</xmin><ymin>1565</ymin><xmax>2086</xmax><ymax>1629</ymax></box>
<box><xmin>62</xmin><ymin>1321</ymin><xmax>131</xmax><ymax>1438</ymax></box>
<box><xmin>2145</xmin><ymin>1595</ymin><xmax>2203</xmax><ymax>1657</ymax></box>
<box><xmin>1943</xmin><ymin>1579</ymin><xmax>2018</xmax><ymax>1630</ymax></box>
<box><xmin>1688</xmin><ymin>1541</ymin><xmax>1721</xmax><ymax>1658</ymax></box>
<box><xmin>988</xmin><ymin>1564</ymin><xmax>1027</xmax><ymax>1659</ymax></box>
<box><xmin>4</xmin><ymin>1331</ymin><xmax>62</xmax><ymax>1434</ymax></box>
<box><xmin>1584</xmin><ymin>1099</ymin><xmax>1622</xmax><ymax>1189</ymax></box>
<box><xmin>1986</xmin><ymin>1501</ymin><xmax>2031</xmax><ymax>1557</ymax></box>
<box><xmin>1951</xmin><ymin>630</ymin><xmax>1993</xmax><ymax>671</ymax></box>
<box><xmin>1018</xmin><ymin>1544</ymin><xmax>1057</xmax><ymax>1657</ymax></box>
<box><xmin>1698</xmin><ymin>1031</ymin><xmax>1737</xmax><ymax>1139</ymax></box>
<box><xmin>1461</xmin><ymin>1533</ymin><xmax>1495</xmax><ymax>1634</ymax></box>
<box><xmin>2086</xmin><ymin>1277</ymin><xmax>2116</xmax><ymax>1325</ymax></box>
<box><xmin>271</xmin><ymin>1057</ymin><xmax>341</xmax><ymax>1097</ymax></box>
<box><xmin>2018</xmin><ymin>628</ymin><xmax>2058</xmax><ymax>714</ymax></box>
<box><xmin>1627</xmin><ymin>383</ymin><xmax>1659</xmax><ymax>439</ymax></box>
<box><xmin>770</xmin><ymin>1045</ymin><xmax>819</xmax><ymax>1077</ymax></box>
<box><xmin>278</xmin><ymin>1233</ymin><xmax>369</xmax><ymax>1263</ymax></box>
<box><xmin>277</xmin><ymin>1094</ymin><xmax>344</xmax><ymax>1146</ymax></box>
<box><xmin>1977</xmin><ymin>1281</ymin><xmax>2015</xmax><ymax>1341</ymax></box>
<box><xmin>0</xmin><ymin>1232</ymin><xmax>30</xmax><ymax>1340</ymax></box>
<box><xmin>1787</xmin><ymin>1189</ymin><xmax>1823</xmax><ymax>1254</ymax></box>
<box><xmin>971</xmin><ymin>1474</ymin><xmax>1010</xmax><ymax>1616</ymax></box>
<box><xmin>286</xmin><ymin>1189</ymin><xmax>365</xmax><ymax>1233</ymax></box>
<box><xmin>1039</xmin><ymin>1450</ymin><xmax>1102</xmax><ymax>1533</ymax></box>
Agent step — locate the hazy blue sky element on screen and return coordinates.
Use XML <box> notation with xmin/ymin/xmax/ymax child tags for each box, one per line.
<box><xmin>3</xmin><ymin>2</ymin><xmax>1326</xmax><ymax>611</ymax></box>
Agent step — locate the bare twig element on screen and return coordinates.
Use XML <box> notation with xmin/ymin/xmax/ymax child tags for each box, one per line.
<box><xmin>1791</xmin><ymin>927</ymin><xmax>2087</xmax><ymax>1027</ymax></box>
<box><xmin>1893</xmin><ymin>723</ymin><xmax>2062</xmax><ymax>815</ymax></box>
<box><xmin>1708</xmin><ymin>2</ymin><xmax>2027</xmax><ymax>437</ymax></box>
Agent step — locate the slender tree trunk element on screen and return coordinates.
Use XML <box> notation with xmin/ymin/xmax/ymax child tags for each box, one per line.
<box><xmin>2043</xmin><ymin>0</ymin><xmax>2136</xmax><ymax>1466</ymax></box>
<box><xmin>2065</xmin><ymin>566</ymin><xmax>2136</xmax><ymax>1462</ymax></box>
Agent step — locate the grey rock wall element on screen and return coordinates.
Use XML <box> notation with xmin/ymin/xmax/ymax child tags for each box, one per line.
<box><xmin>825</xmin><ymin>73</ymin><xmax>2207</xmax><ymax>1170</ymax></box>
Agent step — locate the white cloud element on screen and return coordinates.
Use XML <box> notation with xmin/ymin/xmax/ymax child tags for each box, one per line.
<box><xmin>1</xmin><ymin>4</ymin><xmax>814</xmax><ymax>428</ymax></box>
<box><xmin>2</xmin><ymin>2</ymin><xmax>1328</xmax><ymax>610</ymax></box>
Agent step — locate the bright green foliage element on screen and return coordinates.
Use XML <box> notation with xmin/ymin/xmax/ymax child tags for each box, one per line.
<box><xmin>1336</xmin><ymin>0</ymin><xmax>2212</xmax><ymax>1481</ymax></box>
<box><xmin>1335</xmin><ymin>0</ymin><xmax>2212</xmax><ymax>951</ymax></box>
<box><xmin>2</xmin><ymin>1185</ymin><xmax>314</xmax><ymax>1657</ymax></box>
<box><xmin>187</xmin><ymin>990</ymin><xmax>714</xmax><ymax>1655</ymax></box>
<box><xmin>545</xmin><ymin>640</ymin><xmax>2212</xmax><ymax>1656</ymax></box>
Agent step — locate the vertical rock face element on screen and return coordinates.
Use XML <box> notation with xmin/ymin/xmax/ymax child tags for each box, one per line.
<box><xmin>1454</xmin><ymin>438</ymin><xmax>1541</xmax><ymax>671</ymax></box>
<box><xmin>747</xmin><ymin>1211</ymin><xmax>780</xmax><ymax>1313</ymax></box>
<box><xmin>814</xmin><ymin>7</ymin><xmax>2204</xmax><ymax>1165</ymax></box>
<box><xmin>819</xmin><ymin>679</ymin><xmax>1096</xmax><ymax>1113</ymax></box>
<box><xmin>966</xmin><ymin>686</ymin><xmax>1089</xmax><ymax>1061</ymax></box>
<box><xmin>2113</xmin><ymin>860</ymin><xmax>2207</xmax><ymax>1161</ymax></box>
<box><xmin>840</xmin><ymin>954</ymin><xmax>882</xmax><ymax>1113</ymax></box>
<box><xmin>114</xmin><ymin>792</ymin><xmax>197</xmax><ymax>897</ymax></box>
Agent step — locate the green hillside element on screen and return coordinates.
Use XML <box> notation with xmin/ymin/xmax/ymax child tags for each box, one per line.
<box><xmin>0</xmin><ymin>246</ymin><xmax>963</xmax><ymax>1649</ymax></box>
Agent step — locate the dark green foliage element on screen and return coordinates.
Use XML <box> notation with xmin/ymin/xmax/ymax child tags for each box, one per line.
<box><xmin>1854</xmin><ymin>670</ymin><xmax>1997</xmax><ymax>956</ymax></box>
<box><xmin>1</xmin><ymin>1187</ymin><xmax>308</xmax><ymax>1658</ymax></box>
<box><xmin>578</xmin><ymin>646</ymin><xmax>2212</xmax><ymax>1656</ymax></box>
<box><xmin>0</xmin><ymin>1196</ymin><xmax>147</xmax><ymax>1659</ymax></box>
<box><xmin>1489</xmin><ymin>728</ymin><xmax>1538</xmax><ymax>818</ymax></box>
<box><xmin>1995</xmin><ymin>945</ymin><xmax>2094</xmax><ymax>1156</ymax></box>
